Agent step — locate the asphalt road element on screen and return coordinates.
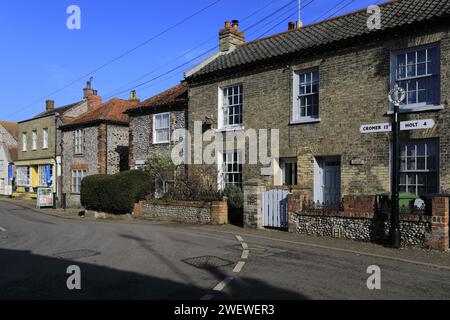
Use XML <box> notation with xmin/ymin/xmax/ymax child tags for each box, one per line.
<box><xmin>0</xmin><ymin>201</ymin><xmax>449</xmax><ymax>300</ymax></box>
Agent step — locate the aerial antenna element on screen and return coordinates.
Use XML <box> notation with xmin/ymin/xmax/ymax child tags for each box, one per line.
<box><xmin>297</xmin><ymin>0</ymin><xmax>303</xmax><ymax>28</ymax></box>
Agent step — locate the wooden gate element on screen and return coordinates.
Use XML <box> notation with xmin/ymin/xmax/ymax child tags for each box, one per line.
<box><xmin>262</xmin><ymin>189</ymin><xmax>290</xmax><ymax>229</ymax></box>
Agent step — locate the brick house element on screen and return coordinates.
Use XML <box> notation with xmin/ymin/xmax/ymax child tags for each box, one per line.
<box><xmin>15</xmin><ymin>81</ymin><xmax>101</xmax><ymax>201</ymax></box>
<box><xmin>60</xmin><ymin>92</ymin><xmax>140</xmax><ymax>208</ymax></box>
<box><xmin>0</xmin><ymin>121</ymin><xmax>17</xmax><ymax>195</ymax></box>
<box><xmin>126</xmin><ymin>82</ymin><xmax>188</xmax><ymax>170</ymax></box>
<box><xmin>185</xmin><ymin>0</ymin><xmax>450</xmax><ymax>206</ymax></box>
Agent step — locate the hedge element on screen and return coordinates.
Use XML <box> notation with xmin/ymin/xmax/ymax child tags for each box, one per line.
<box><xmin>81</xmin><ymin>170</ymin><xmax>153</xmax><ymax>214</ymax></box>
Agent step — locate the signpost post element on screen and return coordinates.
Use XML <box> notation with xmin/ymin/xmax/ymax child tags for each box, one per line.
<box><xmin>388</xmin><ymin>84</ymin><xmax>406</xmax><ymax>248</ymax></box>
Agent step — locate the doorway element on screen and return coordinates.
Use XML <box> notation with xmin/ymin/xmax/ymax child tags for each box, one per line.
<box><xmin>314</xmin><ymin>156</ymin><xmax>341</xmax><ymax>205</ymax></box>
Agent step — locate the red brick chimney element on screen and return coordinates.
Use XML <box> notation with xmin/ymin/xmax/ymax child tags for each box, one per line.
<box><xmin>83</xmin><ymin>80</ymin><xmax>102</xmax><ymax>110</ymax></box>
<box><xmin>46</xmin><ymin>100</ymin><xmax>55</xmax><ymax>111</ymax></box>
<box><xmin>219</xmin><ymin>19</ymin><xmax>245</xmax><ymax>52</ymax></box>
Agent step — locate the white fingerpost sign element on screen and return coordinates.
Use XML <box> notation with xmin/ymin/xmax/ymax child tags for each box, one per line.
<box><xmin>360</xmin><ymin>123</ymin><xmax>392</xmax><ymax>134</ymax></box>
<box><xmin>400</xmin><ymin>119</ymin><xmax>435</xmax><ymax>131</ymax></box>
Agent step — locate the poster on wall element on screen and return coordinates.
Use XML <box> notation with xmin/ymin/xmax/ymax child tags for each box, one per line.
<box><xmin>37</xmin><ymin>187</ymin><xmax>54</xmax><ymax>209</ymax></box>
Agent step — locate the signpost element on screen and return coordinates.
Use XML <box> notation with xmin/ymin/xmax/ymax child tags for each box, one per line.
<box><xmin>359</xmin><ymin>85</ymin><xmax>436</xmax><ymax>248</ymax></box>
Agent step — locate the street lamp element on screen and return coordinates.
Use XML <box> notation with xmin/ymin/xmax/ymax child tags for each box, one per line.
<box><xmin>388</xmin><ymin>84</ymin><xmax>406</xmax><ymax>248</ymax></box>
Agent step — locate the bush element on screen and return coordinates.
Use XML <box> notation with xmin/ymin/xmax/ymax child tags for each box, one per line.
<box><xmin>81</xmin><ymin>170</ymin><xmax>153</xmax><ymax>214</ymax></box>
<box><xmin>224</xmin><ymin>185</ymin><xmax>244</xmax><ymax>209</ymax></box>
<box><xmin>165</xmin><ymin>173</ymin><xmax>223</xmax><ymax>202</ymax></box>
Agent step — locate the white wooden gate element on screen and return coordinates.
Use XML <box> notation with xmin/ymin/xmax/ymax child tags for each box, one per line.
<box><xmin>262</xmin><ymin>189</ymin><xmax>290</xmax><ymax>229</ymax></box>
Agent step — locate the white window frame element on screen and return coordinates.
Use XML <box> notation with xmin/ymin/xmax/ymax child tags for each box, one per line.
<box><xmin>153</xmin><ymin>112</ymin><xmax>171</xmax><ymax>144</ymax></box>
<box><xmin>17</xmin><ymin>167</ymin><xmax>31</xmax><ymax>187</ymax></box>
<box><xmin>74</xmin><ymin>128</ymin><xmax>84</xmax><ymax>154</ymax></box>
<box><xmin>72</xmin><ymin>169</ymin><xmax>86</xmax><ymax>194</ymax></box>
<box><xmin>32</xmin><ymin>130</ymin><xmax>37</xmax><ymax>151</ymax></box>
<box><xmin>390</xmin><ymin>44</ymin><xmax>441</xmax><ymax>112</ymax></box>
<box><xmin>42</xmin><ymin>128</ymin><xmax>49</xmax><ymax>149</ymax></box>
<box><xmin>292</xmin><ymin>68</ymin><xmax>320</xmax><ymax>123</ymax></box>
<box><xmin>218</xmin><ymin>150</ymin><xmax>243</xmax><ymax>190</ymax></box>
<box><xmin>22</xmin><ymin>133</ymin><xmax>27</xmax><ymax>152</ymax></box>
<box><xmin>399</xmin><ymin>140</ymin><xmax>439</xmax><ymax>196</ymax></box>
<box><xmin>218</xmin><ymin>84</ymin><xmax>244</xmax><ymax>130</ymax></box>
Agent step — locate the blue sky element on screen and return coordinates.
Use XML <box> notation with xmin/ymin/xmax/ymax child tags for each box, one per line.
<box><xmin>0</xmin><ymin>0</ymin><xmax>382</xmax><ymax>121</ymax></box>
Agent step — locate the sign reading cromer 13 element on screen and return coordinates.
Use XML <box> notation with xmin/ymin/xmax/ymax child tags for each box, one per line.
<box><xmin>360</xmin><ymin>123</ymin><xmax>392</xmax><ymax>134</ymax></box>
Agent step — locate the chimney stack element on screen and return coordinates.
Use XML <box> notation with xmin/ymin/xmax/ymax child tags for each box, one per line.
<box><xmin>82</xmin><ymin>80</ymin><xmax>102</xmax><ymax>110</ymax></box>
<box><xmin>219</xmin><ymin>19</ymin><xmax>245</xmax><ymax>52</ymax></box>
<box><xmin>46</xmin><ymin>100</ymin><xmax>55</xmax><ymax>111</ymax></box>
<box><xmin>129</xmin><ymin>90</ymin><xmax>140</xmax><ymax>103</ymax></box>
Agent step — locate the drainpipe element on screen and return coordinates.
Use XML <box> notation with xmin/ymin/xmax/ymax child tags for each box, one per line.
<box><xmin>54</xmin><ymin>112</ymin><xmax>60</xmax><ymax>208</ymax></box>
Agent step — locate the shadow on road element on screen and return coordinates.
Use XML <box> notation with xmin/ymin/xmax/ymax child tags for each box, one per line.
<box><xmin>0</xmin><ymin>245</ymin><xmax>308</xmax><ymax>300</ymax></box>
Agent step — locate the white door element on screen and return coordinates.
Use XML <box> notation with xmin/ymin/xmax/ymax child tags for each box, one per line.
<box><xmin>314</xmin><ymin>157</ymin><xmax>341</xmax><ymax>204</ymax></box>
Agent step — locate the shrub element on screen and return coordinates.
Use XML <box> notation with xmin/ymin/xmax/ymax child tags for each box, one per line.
<box><xmin>223</xmin><ymin>185</ymin><xmax>244</xmax><ymax>209</ymax></box>
<box><xmin>81</xmin><ymin>170</ymin><xmax>153</xmax><ymax>214</ymax></box>
<box><xmin>165</xmin><ymin>173</ymin><xmax>223</xmax><ymax>202</ymax></box>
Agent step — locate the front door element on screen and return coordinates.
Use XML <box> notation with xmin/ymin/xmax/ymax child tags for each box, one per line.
<box><xmin>314</xmin><ymin>157</ymin><xmax>341</xmax><ymax>204</ymax></box>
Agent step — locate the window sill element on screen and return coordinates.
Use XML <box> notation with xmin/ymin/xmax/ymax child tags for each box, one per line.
<box><xmin>215</xmin><ymin>126</ymin><xmax>245</xmax><ymax>133</ymax></box>
<box><xmin>289</xmin><ymin>118</ymin><xmax>321</xmax><ymax>125</ymax></box>
<box><xmin>386</xmin><ymin>104</ymin><xmax>444</xmax><ymax>115</ymax></box>
<box><xmin>153</xmin><ymin>141</ymin><xmax>170</xmax><ymax>145</ymax></box>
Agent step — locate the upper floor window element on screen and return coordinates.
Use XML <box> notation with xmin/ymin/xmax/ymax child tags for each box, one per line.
<box><xmin>32</xmin><ymin>131</ymin><xmax>37</xmax><ymax>150</ymax></box>
<box><xmin>22</xmin><ymin>133</ymin><xmax>27</xmax><ymax>152</ymax></box>
<box><xmin>219</xmin><ymin>85</ymin><xmax>243</xmax><ymax>128</ymax></box>
<box><xmin>153</xmin><ymin>113</ymin><xmax>170</xmax><ymax>144</ymax></box>
<box><xmin>293</xmin><ymin>69</ymin><xmax>319</xmax><ymax>122</ymax></box>
<box><xmin>74</xmin><ymin>129</ymin><xmax>84</xmax><ymax>154</ymax></box>
<box><xmin>42</xmin><ymin>128</ymin><xmax>49</xmax><ymax>149</ymax></box>
<box><xmin>392</xmin><ymin>45</ymin><xmax>440</xmax><ymax>110</ymax></box>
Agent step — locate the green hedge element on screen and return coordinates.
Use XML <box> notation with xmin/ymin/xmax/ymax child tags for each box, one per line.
<box><xmin>81</xmin><ymin>170</ymin><xmax>153</xmax><ymax>214</ymax></box>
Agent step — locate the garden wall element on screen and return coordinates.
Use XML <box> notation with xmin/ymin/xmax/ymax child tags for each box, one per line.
<box><xmin>133</xmin><ymin>199</ymin><xmax>228</xmax><ymax>225</ymax></box>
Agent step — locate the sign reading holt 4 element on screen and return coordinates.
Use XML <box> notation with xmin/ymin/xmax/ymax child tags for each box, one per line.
<box><xmin>360</xmin><ymin>119</ymin><xmax>435</xmax><ymax>134</ymax></box>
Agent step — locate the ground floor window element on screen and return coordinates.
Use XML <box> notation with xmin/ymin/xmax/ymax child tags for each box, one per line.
<box><xmin>16</xmin><ymin>167</ymin><xmax>30</xmax><ymax>187</ymax></box>
<box><xmin>38</xmin><ymin>165</ymin><xmax>52</xmax><ymax>187</ymax></box>
<box><xmin>399</xmin><ymin>140</ymin><xmax>439</xmax><ymax>196</ymax></box>
<box><xmin>281</xmin><ymin>158</ymin><xmax>298</xmax><ymax>186</ymax></box>
<box><xmin>221</xmin><ymin>151</ymin><xmax>243</xmax><ymax>189</ymax></box>
<box><xmin>72</xmin><ymin>169</ymin><xmax>87</xmax><ymax>194</ymax></box>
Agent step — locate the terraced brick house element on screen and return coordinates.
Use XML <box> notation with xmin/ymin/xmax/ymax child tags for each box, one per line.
<box><xmin>15</xmin><ymin>81</ymin><xmax>102</xmax><ymax>201</ymax></box>
<box><xmin>0</xmin><ymin>121</ymin><xmax>18</xmax><ymax>195</ymax></box>
<box><xmin>126</xmin><ymin>83</ymin><xmax>188</xmax><ymax>196</ymax></box>
<box><xmin>60</xmin><ymin>92</ymin><xmax>140</xmax><ymax>208</ymax></box>
<box><xmin>185</xmin><ymin>0</ymin><xmax>450</xmax><ymax>207</ymax></box>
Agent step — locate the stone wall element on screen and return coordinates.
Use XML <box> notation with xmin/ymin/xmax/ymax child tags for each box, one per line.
<box><xmin>62</xmin><ymin>126</ymin><xmax>99</xmax><ymax>208</ymax></box>
<box><xmin>106</xmin><ymin>124</ymin><xmax>129</xmax><ymax>175</ymax></box>
<box><xmin>129</xmin><ymin>110</ymin><xmax>186</xmax><ymax>168</ymax></box>
<box><xmin>133</xmin><ymin>199</ymin><xmax>228</xmax><ymax>225</ymax></box>
<box><xmin>288</xmin><ymin>193</ymin><xmax>449</xmax><ymax>250</ymax></box>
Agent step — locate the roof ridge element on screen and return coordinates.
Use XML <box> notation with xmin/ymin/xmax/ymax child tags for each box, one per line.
<box><xmin>242</xmin><ymin>0</ymin><xmax>400</xmax><ymax>47</ymax></box>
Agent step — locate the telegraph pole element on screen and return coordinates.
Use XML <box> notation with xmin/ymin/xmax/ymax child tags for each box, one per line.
<box><xmin>388</xmin><ymin>84</ymin><xmax>406</xmax><ymax>248</ymax></box>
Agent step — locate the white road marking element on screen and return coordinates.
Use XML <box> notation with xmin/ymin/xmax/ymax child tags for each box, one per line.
<box><xmin>241</xmin><ymin>242</ymin><xmax>248</xmax><ymax>250</ymax></box>
<box><xmin>233</xmin><ymin>261</ymin><xmax>246</xmax><ymax>273</ymax></box>
<box><xmin>236</xmin><ymin>235</ymin><xmax>244</xmax><ymax>242</ymax></box>
<box><xmin>213</xmin><ymin>277</ymin><xmax>233</xmax><ymax>292</ymax></box>
<box><xmin>200</xmin><ymin>294</ymin><xmax>215</xmax><ymax>301</ymax></box>
<box><xmin>241</xmin><ymin>250</ymin><xmax>250</xmax><ymax>259</ymax></box>
<box><xmin>0</xmin><ymin>226</ymin><xmax>6</xmax><ymax>232</ymax></box>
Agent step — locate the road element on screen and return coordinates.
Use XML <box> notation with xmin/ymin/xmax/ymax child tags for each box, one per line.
<box><xmin>0</xmin><ymin>201</ymin><xmax>449</xmax><ymax>300</ymax></box>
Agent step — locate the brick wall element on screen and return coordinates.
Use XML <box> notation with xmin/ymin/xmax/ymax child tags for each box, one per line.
<box><xmin>133</xmin><ymin>199</ymin><xmax>228</xmax><ymax>225</ymax></box>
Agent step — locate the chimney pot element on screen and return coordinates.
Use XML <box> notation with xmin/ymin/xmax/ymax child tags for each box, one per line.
<box><xmin>288</xmin><ymin>21</ymin><xmax>296</xmax><ymax>30</ymax></box>
<box><xmin>232</xmin><ymin>20</ymin><xmax>239</xmax><ymax>29</ymax></box>
<box><xmin>129</xmin><ymin>90</ymin><xmax>140</xmax><ymax>102</ymax></box>
<box><xmin>46</xmin><ymin>100</ymin><xmax>55</xmax><ymax>111</ymax></box>
<box><xmin>224</xmin><ymin>20</ymin><xmax>231</xmax><ymax>28</ymax></box>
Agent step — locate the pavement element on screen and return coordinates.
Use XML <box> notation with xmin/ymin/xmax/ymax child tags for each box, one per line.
<box><xmin>0</xmin><ymin>198</ymin><xmax>449</xmax><ymax>300</ymax></box>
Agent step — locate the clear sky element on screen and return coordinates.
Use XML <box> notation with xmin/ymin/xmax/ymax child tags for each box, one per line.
<box><xmin>0</xmin><ymin>0</ymin><xmax>383</xmax><ymax>121</ymax></box>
